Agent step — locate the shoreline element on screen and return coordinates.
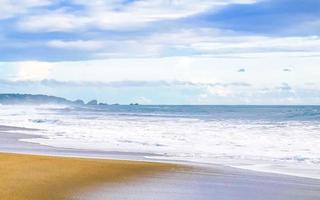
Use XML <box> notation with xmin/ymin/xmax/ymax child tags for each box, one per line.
<box><xmin>2</xmin><ymin>152</ymin><xmax>320</xmax><ymax>200</ymax></box>
<box><xmin>1</xmin><ymin>125</ymin><xmax>319</xmax><ymax>181</ymax></box>
<box><xmin>1</xmin><ymin>125</ymin><xmax>320</xmax><ymax>200</ymax></box>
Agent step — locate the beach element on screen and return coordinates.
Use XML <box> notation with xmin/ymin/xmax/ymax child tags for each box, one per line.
<box><xmin>0</xmin><ymin>126</ymin><xmax>182</xmax><ymax>200</ymax></box>
<box><xmin>1</xmin><ymin>125</ymin><xmax>320</xmax><ymax>200</ymax></box>
<box><xmin>0</xmin><ymin>152</ymin><xmax>179</xmax><ymax>200</ymax></box>
<box><xmin>1</xmin><ymin>0</ymin><xmax>319</xmax><ymax>198</ymax></box>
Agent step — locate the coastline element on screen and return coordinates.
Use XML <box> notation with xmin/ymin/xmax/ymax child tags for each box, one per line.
<box><xmin>1</xmin><ymin>125</ymin><xmax>320</xmax><ymax>200</ymax></box>
<box><xmin>1</xmin><ymin>105</ymin><xmax>319</xmax><ymax>181</ymax></box>
<box><xmin>2</xmin><ymin>152</ymin><xmax>320</xmax><ymax>200</ymax></box>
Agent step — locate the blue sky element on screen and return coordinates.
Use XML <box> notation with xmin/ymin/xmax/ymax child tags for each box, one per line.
<box><xmin>0</xmin><ymin>0</ymin><xmax>320</xmax><ymax>104</ymax></box>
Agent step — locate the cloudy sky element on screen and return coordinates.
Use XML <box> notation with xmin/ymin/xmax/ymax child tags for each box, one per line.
<box><xmin>0</xmin><ymin>0</ymin><xmax>320</xmax><ymax>104</ymax></box>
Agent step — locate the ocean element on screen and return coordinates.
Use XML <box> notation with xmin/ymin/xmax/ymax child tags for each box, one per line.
<box><xmin>0</xmin><ymin>104</ymin><xmax>319</xmax><ymax>178</ymax></box>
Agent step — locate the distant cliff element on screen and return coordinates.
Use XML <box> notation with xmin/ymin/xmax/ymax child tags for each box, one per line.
<box><xmin>0</xmin><ymin>94</ymin><xmax>77</xmax><ymax>105</ymax></box>
<box><xmin>0</xmin><ymin>94</ymin><xmax>136</xmax><ymax>106</ymax></box>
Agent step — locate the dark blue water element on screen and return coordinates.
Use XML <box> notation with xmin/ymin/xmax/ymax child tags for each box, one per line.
<box><xmin>60</xmin><ymin>105</ymin><xmax>320</xmax><ymax>122</ymax></box>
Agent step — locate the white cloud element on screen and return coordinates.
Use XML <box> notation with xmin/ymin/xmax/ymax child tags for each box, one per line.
<box><xmin>15</xmin><ymin>61</ymin><xmax>54</xmax><ymax>80</ymax></box>
<box><xmin>11</xmin><ymin>55</ymin><xmax>314</xmax><ymax>88</ymax></box>
<box><xmin>16</xmin><ymin>0</ymin><xmax>257</xmax><ymax>32</ymax></box>
<box><xmin>17</xmin><ymin>12</ymin><xmax>91</xmax><ymax>32</ymax></box>
<box><xmin>139</xmin><ymin>29</ymin><xmax>320</xmax><ymax>56</ymax></box>
<box><xmin>19</xmin><ymin>27</ymin><xmax>318</xmax><ymax>60</ymax></box>
<box><xmin>0</xmin><ymin>0</ymin><xmax>51</xmax><ymax>19</ymax></box>
<box><xmin>47</xmin><ymin>29</ymin><xmax>320</xmax><ymax>59</ymax></box>
<box><xmin>207</xmin><ymin>85</ymin><xmax>232</xmax><ymax>97</ymax></box>
<box><xmin>189</xmin><ymin>35</ymin><xmax>320</xmax><ymax>55</ymax></box>
<box><xmin>102</xmin><ymin>33</ymin><xmax>320</xmax><ymax>59</ymax></box>
<box><xmin>47</xmin><ymin>40</ymin><xmax>105</xmax><ymax>50</ymax></box>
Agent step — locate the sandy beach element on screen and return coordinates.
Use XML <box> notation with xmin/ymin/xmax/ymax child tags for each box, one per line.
<box><xmin>0</xmin><ymin>152</ymin><xmax>179</xmax><ymax>200</ymax></box>
<box><xmin>1</xmin><ymin>125</ymin><xmax>320</xmax><ymax>200</ymax></box>
<box><xmin>1</xmin><ymin>0</ymin><xmax>319</xmax><ymax>198</ymax></box>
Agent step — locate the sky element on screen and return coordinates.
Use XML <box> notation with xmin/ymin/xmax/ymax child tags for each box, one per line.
<box><xmin>0</xmin><ymin>0</ymin><xmax>320</xmax><ymax>104</ymax></box>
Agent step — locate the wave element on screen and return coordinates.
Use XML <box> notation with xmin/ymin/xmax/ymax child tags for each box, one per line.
<box><xmin>0</xmin><ymin>104</ymin><xmax>319</xmax><ymax>179</ymax></box>
<box><xmin>30</xmin><ymin>119</ymin><xmax>61</xmax><ymax>124</ymax></box>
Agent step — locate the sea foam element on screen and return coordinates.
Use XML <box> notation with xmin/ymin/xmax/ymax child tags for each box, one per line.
<box><xmin>0</xmin><ymin>104</ymin><xmax>319</xmax><ymax>179</ymax></box>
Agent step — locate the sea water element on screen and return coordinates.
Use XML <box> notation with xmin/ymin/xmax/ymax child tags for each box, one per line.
<box><xmin>0</xmin><ymin>104</ymin><xmax>319</xmax><ymax>178</ymax></box>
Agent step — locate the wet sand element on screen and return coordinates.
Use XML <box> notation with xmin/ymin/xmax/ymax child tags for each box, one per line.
<box><xmin>0</xmin><ymin>125</ymin><xmax>160</xmax><ymax>161</ymax></box>
<box><xmin>0</xmin><ymin>152</ymin><xmax>179</xmax><ymax>200</ymax></box>
<box><xmin>78</xmin><ymin>166</ymin><xmax>320</xmax><ymax>200</ymax></box>
<box><xmin>1</xmin><ymin>125</ymin><xmax>320</xmax><ymax>200</ymax></box>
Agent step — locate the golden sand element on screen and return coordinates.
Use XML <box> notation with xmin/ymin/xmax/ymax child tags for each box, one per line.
<box><xmin>0</xmin><ymin>153</ymin><xmax>179</xmax><ymax>200</ymax></box>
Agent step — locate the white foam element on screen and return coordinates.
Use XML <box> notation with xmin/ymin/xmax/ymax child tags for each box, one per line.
<box><xmin>233</xmin><ymin>163</ymin><xmax>320</xmax><ymax>180</ymax></box>
<box><xmin>0</xmin><ymin>105</ymin><xmax>319</xmax><ymax>179</ymax></box>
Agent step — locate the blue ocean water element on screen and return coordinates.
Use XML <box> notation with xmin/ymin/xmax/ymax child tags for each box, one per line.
<box><xmin>68</xmin><ymin>105</ymin><xmax>320</xmax><ymax>121</ymax></box>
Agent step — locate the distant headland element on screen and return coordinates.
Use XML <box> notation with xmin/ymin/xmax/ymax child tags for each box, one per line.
<box><xmin>0</xmin><ymin>93</ymin><xmax>139</xmax><ymax>106</ymax></box>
